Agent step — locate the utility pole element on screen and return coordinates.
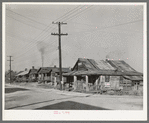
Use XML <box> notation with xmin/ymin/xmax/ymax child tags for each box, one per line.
<box><xmin>7</xmin><ymin>56</ymin><xmax>13</xmax><ymax>84</ymax></box>
<box><xmin>51</xmin><ymin>22</ymin><xmax>68</xmax><ymax>90</ymax></box>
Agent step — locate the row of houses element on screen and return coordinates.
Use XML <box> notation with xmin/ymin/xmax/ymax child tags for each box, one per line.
<box><xmin>14</xmin><ymin>58</ymin><xmax>143</xmax><ymax>92</ymax></box>
<box><xmin>15</xmin><ymin>66</ymin><xmax>71</xmax><ymax>83</ymax></box>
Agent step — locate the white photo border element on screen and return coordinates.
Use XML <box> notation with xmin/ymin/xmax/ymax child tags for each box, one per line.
<box><xmin>2</xmin><ymin>2</ymin><xmax>147</xmax><ymax>121</ymax></box>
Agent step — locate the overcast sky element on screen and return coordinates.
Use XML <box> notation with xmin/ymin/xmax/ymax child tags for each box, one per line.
<box><xmin>5</xmin><ymin>3</ymin><xmax>144</xmax><ymax>73</ymax></box>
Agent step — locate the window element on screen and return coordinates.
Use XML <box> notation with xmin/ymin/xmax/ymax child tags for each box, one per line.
<box><xmin>105</xmin><ymin>76</ymin><xmax>110</xmax><ymax>82</ymax></box>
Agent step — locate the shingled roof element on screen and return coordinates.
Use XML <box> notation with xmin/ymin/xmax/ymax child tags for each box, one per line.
<box><xmin>63</xmin><ymin>58</ymin><xmax>143</xmax><ymax>76</ymax></box>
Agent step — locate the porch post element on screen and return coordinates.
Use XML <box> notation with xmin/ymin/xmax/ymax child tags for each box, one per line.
<box><xmin>62</xmin><ymin>76</ymin><xmax>64</xmax><ymax>90</ymax></box>
<box><xmin>51</xmin><ymin>72</ymin><xmax>53</xmax><ymax>82</ymax></box>
<box><xmin>42</xmin><ymin>73</ymin><xmax>44</xmax><ymax>80</ymax></box>
<box><xmin>74</xmin><ymin>76</ymin><xmax>77</xmax><ymax>90</ymax></box>
<box><xmin>54</xmin><ymin>76</ymin><xmax>57</xmax><ymax>89</ymax></box>
<box><xmin>136</xmin><ymin>82</ymin><xmax>138</xmax><ymax>90</ymax></box>
<box><xmin>95</xmin><ymin>76</ymin><xmax>99</xmax><ymax>91</ymax></box>
<box><xmin>45</xmin><ymin>73</ymin><xmax>47</xmax><ymax>83</ymax></box>
<box><xmin>86</xmin><ymin>75</ymin><xmax>89</xmax><ymax>92</ymax></box>
<box><xmin>100</xmin><ymin>75</ymin><xmax>103</xmax><ymax>90</ymax></box>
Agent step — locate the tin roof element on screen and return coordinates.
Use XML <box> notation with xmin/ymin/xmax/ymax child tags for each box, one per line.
<box><xmin>106</xmin><ymin>60</ymin><xmax>137</xmax><ymax>72</ymax></box>
<box><xmin>63</xmin><ymin>58</ymin><xmax>143</xmax><ymax>77</ymax></box>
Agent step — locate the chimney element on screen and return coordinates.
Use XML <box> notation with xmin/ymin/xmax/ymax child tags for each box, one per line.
<box><xmin>32</xmin><ymin>66</ymin><xmax>34</xmax><ymax>69</ymax></box>
<box><xmin>54</xmin><ymin>65</ymin><xmax>56</xmax><ymax>68</ymax></box>
<box><xmin>25</xmin><ymin>68</ymin><xmax>27</xmax><ymax>71</ymax></box>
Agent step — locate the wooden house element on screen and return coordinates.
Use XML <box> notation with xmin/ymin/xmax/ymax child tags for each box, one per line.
<box><xmin>28</xmin><ymin>66</ymin><xmax>38</xmax><ymax>82</ymax></box>
<box><xmin>37</xmin><ymin>66</ymin><xmax>70</xmax><ymax>83</ymax></box>
<box><xmin>63</xmin><ymin>58</ymin><xmax>143</xmax><ymax>92</ymax></box>
<box><xmin>15</xmin><ymin>68</ymin><xmax>29</xmax><ymax>82</ymax></box>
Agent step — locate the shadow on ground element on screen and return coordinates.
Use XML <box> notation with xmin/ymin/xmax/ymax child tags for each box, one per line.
<box><xmin>35</xmin><ymin>101</ymin><xmax>110</xmax><ymax>110</ymax></box>
<box><xmin>5</xmin><ymin>87</ymin><xmax>29</xmax><ymax>93</ymax></box>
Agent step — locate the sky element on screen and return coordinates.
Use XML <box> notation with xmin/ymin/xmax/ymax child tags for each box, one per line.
<box><xmin>4</xmin><ymin>3</ymin><xmax>144</xmax><ymax>73</ymax></box>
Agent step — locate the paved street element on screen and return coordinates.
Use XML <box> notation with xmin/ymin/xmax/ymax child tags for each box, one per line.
<box><xmin>5</xmin><ymin>84</ymin><xmax>143</xmax><ymax>110</ymax></box>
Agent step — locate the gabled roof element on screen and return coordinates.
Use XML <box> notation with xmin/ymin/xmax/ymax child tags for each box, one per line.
<box><xmin>106</xmin><ymin>60</ymin><xmax>136</xmax><ymax>72</ymax></box>
<box><xmin>106</xmin><ymin>60</ymin><xmax>143</xmax><ymax>75</ymax></box>
<box><xmin>37</xmin><ymin>67</ymin><xmax>53</xmax><ymax>74</ymax></box>
<box><xmin>72</xmin><ymin>58</ymin><xmax>116</xmax><ymax>71</ymax></box>
<box><xmin>28</xmin><ymin>69</ymin><xmax>38</xmax><ymax>75</ymax></box>
<box><xmin>16</xmin><ymin>70</ymin><xmax>29</xmax><ymax>76</ymax></box>
<box><xmin>73</xmin><ymin>58</ymin><xmax>116</xmax><ymax>71</ymax></box>
<box><xmin>88</xmin><ymin>59</ymin><xmax>116</xmax><ymax>70</ymax></box>
<box><xmin>17</xmin><ymin>71</ymin><xmax>24</xmax><ymax>75</ymax></box>
<box><xmin>63</xmin><ymin>58</ymin><xmax>143</xmax><ymax>76</ymax></box>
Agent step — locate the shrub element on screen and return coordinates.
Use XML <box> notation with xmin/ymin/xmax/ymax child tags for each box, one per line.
<box><xmin>107</xmin><ymin>90</ymin><xmax>115</xmax><ymax>95</ymax></box>
<box><xmin>129</xmin><ymin>90</ymin><xmax>143</xmax><ymax>96</ymax></box>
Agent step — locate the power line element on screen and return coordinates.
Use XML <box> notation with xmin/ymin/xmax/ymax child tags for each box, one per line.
<box><xmin>13</xmin><ymin>48</ymin><xmax>58</xmax><ymax>67</ymax></box>
<box><xmin>68</xmin><ymin>19</ymin><xmax>143</xmax><ymax>34</ymax></box>
<box><xmin>63</xmin><ymin>5</ymin><xmax>93</xmax><ymax>22</ymax></box>
<box><xmin>14</xmin><ymin>39</ymin><xmax>57</xmax><ymax>60</ymax></box>
<box><xmin>6</xmin><ymin>9</ymin><xmax>48</xmax><ymax>27</ymax></box>
<box><xmin>7</xmin><ymin>5</ymin><xmax>95</xmax><ymax>67</ymax></box>
<box><xmin>11</xmin><ymin>5</ymin><xmax>82</xmax><ymax>60</ymax></box>
<box><xmin>29</xmin><ymin>6</ymin><xmax>81</xmax><ymax>41</ymax></box>
<box><xmin>6</xmin><ymin>15</ymin><xmax>50</xmax><ymax>31</ymax></box>
<box><xmin>53</xmin><ymin>5</ymin><xmax>82</xmax><ymax>22</ymax></box>
<box><xmin>6</xmin><ymin>32</ymin><xmax>38</xmax><ymax>43</ymax></box>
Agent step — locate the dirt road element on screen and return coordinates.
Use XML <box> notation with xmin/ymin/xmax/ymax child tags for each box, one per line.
<box><xmin>5</xmin><ymin>83</ymin><xmax>143</xmax><ymax>110</ymax></box>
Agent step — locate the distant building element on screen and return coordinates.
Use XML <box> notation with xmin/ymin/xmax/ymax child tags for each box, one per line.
<box><xmin>15</xmin><ymin>68</ymin><xmax>29</xmax><ymax>82</ymax></box>
<box><xmin>28</xmin><ymin>66</ymin><xmax>38</xmax><ymax>82</ymax></box>
<box><xmin>37</xmin><ymin>65</ymin><xmax>71</xmax><ymax>83</ymax></box>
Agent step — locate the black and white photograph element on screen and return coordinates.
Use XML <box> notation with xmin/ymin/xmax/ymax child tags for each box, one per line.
<box><xmin>2</xmin><ymin>2</ymin><xmax>147</xmax><ymax>121</ymax></box>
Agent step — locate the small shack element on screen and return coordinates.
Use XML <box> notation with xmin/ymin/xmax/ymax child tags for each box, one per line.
<box><xmin>15</xmin><ymin>68</ymin><xmax>29</xmax><ymax>82</ymax></box>
<box><xmin>28</xmin><ymin>66</ymin><xmax>38</xmax><ymax>82</ymax></box>
<box><xmin>63</xmin><ymin>58</ymin><xmax>143</xmax><ymax>92</ymax></box>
